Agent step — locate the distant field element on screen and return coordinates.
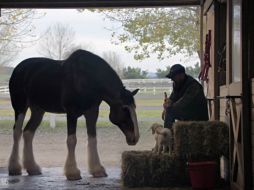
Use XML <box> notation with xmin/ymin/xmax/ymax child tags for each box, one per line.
<box><xmin>0</xmin><ymin>119</ymin><xmax>157</xmax><ymax>134</ymax></box>
<box><xmin>0</xmin><ymin>93</ymin><xmax>164</xmax><ymax>125</ymax></box>
<box><xmin>0</xmin><ymin>74</ymin><xmax>11</xmax><ymax>83</ymax></box>
<box><xmin>0</xmin><ymin>90</ymin><xmax>165</xmax><ymax>170</ymax></box>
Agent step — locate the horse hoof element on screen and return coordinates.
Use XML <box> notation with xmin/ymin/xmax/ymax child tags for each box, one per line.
<box><xmin>27</xmin><ymin>169</ymin><xmax>42</xmax><ymax>175</ymax></box>
<box><xmin>66</xmin><ymin>173</ymin><xmax>82</xmax><ymax>181</ymax></box>
<box><xmin>65</xmin><ymin>168</ymin><xmax>82</xmax><ymax>181</ymax></box>
<box><xmin>8</xmin><ymin>163</ymin><xmax>22</xmax><ymax>176</ymax></box>
<box><xmin>9</xmin><ymin>169</ymin><xmax>22</xmax><ymax>176</ymax></box>
<box><xmin>27</xmin><ymin>165</ymin><xmax>42</xmax><ymax>175</ymax></box>
<box><xmin>92</xmin><ymin>167</ymin><xmax>108</xmax><ymax>178</ymax></box>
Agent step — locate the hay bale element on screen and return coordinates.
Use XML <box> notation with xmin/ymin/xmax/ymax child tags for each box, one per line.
<box><xmin>121</xmin><ymin>151</ymin><xmax>189</xmax><ymax>187</ymax></box>
<box><xmin>173</xmin><ymin>121</ymin><xmax>229</xmax><ymax>160</ymax></box>
<box><xmin>121</xmin><ymin>121</ymin><xmax>228</xmax><ymax>188</ymax></box>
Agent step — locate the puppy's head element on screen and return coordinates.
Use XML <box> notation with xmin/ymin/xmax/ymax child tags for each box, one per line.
<box><xmin>150</xmin><ymin>123</ymin><xmax>163</xmax><ymax>134</ymax></box>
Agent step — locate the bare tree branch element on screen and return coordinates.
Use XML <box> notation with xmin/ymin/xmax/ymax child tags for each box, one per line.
<box><xmin>0</xmin><ymin>9</ymin><xmax>42</xmax><ymax>66</ymax></box>
<box><xmin>38</xmin><ymin>23</ymin><xmax>76</xmax><ymax>60</ymax></box>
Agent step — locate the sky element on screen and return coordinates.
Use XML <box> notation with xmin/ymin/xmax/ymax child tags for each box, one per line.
<box><xmin>14</xmin><ymin>9</ymin><xmax>199</xmax><ymax>72</ymax></box>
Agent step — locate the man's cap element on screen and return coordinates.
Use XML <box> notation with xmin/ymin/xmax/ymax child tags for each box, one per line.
<box><xmin>166</xmin><ymin>64</ymin><xmax>185</xmax><ymax>79</ymax></box>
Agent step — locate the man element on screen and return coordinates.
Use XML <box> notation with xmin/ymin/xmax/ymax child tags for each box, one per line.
<box><xmin>162</xmin><ymin>64</ymin><xmax>208</xmax><ymax>129</ymax></box>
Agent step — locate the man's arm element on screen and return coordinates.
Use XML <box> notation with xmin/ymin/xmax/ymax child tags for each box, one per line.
<box><xmin>162</xmin><ymin>90</ymin><xmax>175</xmax><ymax>120</ymax></box>
<box><xmin>172</xmin><ymin>82</ymin><xmax>202</xmax><ymax>110</ymax></box>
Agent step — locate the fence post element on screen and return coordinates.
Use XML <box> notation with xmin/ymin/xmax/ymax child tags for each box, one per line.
<box><xmin>50</xmin><ymin>114</ymin><xmax>56</xmax><ymax>128</ymax></box>
<box><xmin>153</xmin><ymin>87</ymin><xmax>156</xmax><ymax>95</ymax></box>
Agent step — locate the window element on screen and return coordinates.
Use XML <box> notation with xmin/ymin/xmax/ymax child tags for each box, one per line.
<box><xmin>231</xmin><ymin>0</ymin><xmax>241</xmax><ymax>82</ymax></box>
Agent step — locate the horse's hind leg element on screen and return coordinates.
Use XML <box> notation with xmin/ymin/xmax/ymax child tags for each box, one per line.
<box><xmin>23</xmin><ymin>106</ymin><xmax>44</xmax><ymax>175</ymax></box>
<box><xmin>64</xmin><ymin>114</ymin><xmax>81</xmax><ymax>180</ymax></box>
<box><xmin>8</xmin><ymin>111</ymin><xmax>27</xmax><ymax>175</ymax></box>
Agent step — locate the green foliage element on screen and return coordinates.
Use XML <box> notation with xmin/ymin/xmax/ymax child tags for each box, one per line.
<box><xmin>185</xmin><ymin>62</ymin><xmax>200</xmax><ymax>78</ymax></box>
<box><xmin>156</xmin><ymin>66</ymin><xmax>171</xmax><ymax>78</ymax></box>
<box><xmin>84</xmin><ymin>7</ymin><xmax>200</xmax><ymax>60</ymax></box>
<box><xmin>122</xmin><ymin>66</ymin><xmax>148</xmax><ymax>79</ymax></box>
<box><xmin>155</xmin><ymin>63</ymin><xmax>200</xmax><ymax>79</ymax></box>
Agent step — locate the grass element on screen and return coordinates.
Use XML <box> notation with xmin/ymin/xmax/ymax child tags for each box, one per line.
<box><xmin>99</xmin><ymin>99</ymin><xmax>163</xmax><ymax>107</ymax></box>
<box><xmin>0</xmin><ymin>109</ymin><xmax>162</xmax><ymax>119</ymax></box>
<box><xmin>0</xmin><ymin>99</ymin><xmax>10</xmax><ymax>104</ymax></box>
<box><xmin>0</xmin><ymin>119</ymin><xmax>157</xmax><ymax>134</ymax></box>
<box><xmin>0</xmin><ymin>95</ymin><xmax>163</xmax><ymax>134</ymax></box>
<box><xmin>136</xmin><ymin>99</ymin><xmax>162</xmax><ymax>106</ymax></box>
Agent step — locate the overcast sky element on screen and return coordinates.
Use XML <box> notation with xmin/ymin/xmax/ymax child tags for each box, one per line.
<box><xmin>14</xmin><ymin>9</ymin><xmax>199</xmax><ymax>72</ymax></box>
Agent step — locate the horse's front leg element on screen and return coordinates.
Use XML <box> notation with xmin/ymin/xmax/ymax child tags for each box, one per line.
<box><xmin>84</xmin><ymin>106</ymin><xmax>107</xmax><ymax>178</ymax></box>
<box><xmin>64</xmin><ymin>114</ymin><xmax>81</xmax><ymax>180</ymax></box>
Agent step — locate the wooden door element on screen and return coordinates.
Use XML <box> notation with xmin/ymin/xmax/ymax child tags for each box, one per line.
<box><xmin>225</xmin><ymin>0</ymin><xmax>249</xmax><ymax>189</ymax></box>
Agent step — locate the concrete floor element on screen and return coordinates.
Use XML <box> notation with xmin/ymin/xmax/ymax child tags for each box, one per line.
<box><xmin>0</xmin><ymin>167</ymin><xmax>122</xmax><ymax>190</ymax></box>
<box><xmin>0</xmin><ymin>167</ymin><xmax>229</xmax><ymax>190</ymax></box>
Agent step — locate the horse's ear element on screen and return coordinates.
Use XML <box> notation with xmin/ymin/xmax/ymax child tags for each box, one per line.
<box><xmin>132</xmin><ymin>89</ymin><xmax>139</xmax><ymax>96</ymax></box>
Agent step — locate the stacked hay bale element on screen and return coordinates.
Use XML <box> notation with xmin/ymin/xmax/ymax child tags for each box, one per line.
<box><xmin>121</xmin><ymin>151</ymin><xmax>188</xmax><ymax>187</ymax></box>
<box><xmin>174</xmin><ymin>121</ymin><xmax>229</xmax><ymax>160</ymax></box>
<box><xmin>121</xmin><ymin>121</ymin><xmax>229</xmax><ymax>187</ymax></box>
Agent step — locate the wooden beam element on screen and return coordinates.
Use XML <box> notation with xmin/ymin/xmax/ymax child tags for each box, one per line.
<box><xmin>241</xmin><ymin>0</ymin><xmax>253</xmax><ymax>188</ymax></box>
<box><xmin>0</xmin><ymin>0</ymin><xmax>200</xmax><ymax>8</ymax></box>
<box><xmin>203</xmin><ymin>0</ymin><xmax>213</xmax><ymax>15</ymax></box>
<box><xmin>226</xmin><ymin>0</ymin><xmax>232</xmax><ymax>84</ymax></box>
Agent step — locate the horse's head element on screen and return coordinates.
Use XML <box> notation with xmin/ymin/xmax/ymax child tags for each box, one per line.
<box><xmin>109</xmin><ymin>88</ymin><xmax>139</xmax><ymax>145</ymax></box>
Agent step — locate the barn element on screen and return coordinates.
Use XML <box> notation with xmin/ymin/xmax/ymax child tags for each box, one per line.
<box><xmin>0</xmin><ymin>0</ymin><xmax>253</xmax><ymax>189</ymax></box>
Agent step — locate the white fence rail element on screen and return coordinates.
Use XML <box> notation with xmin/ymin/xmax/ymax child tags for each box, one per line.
<box><xmin>0</xmin><ymin>79</ymin><xmax>172</xmax><ymax>95</ymax></box>
<box><xmin>0</xmin><ymin>85</ymin><xmax>9</xmax><ymax>94</ymax></box>
<box><xmin>0</xmin><ymin>79</ymin><xmax>172</xmax><ymax>128</ymax></box>
<box><xmin>128</xmin><ymin>87</ymin><xmax>172</xmax><ymax>95</ymax></box>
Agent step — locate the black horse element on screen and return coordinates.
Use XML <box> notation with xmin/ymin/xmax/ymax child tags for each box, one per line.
<box><xmin>8</xmin><ymin>49</ymin><xmax>139</xmax><ymax>180</ymax></box>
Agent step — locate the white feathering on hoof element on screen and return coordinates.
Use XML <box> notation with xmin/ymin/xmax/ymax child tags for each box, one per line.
<box><xmin>64</xmin><ymin>134</ymin><xmax>81</xmax><ymax>180</ymax></box>
<box><xmin>87</xmin><ymin>136</ymin><xmax>107</xmax><ymax>177</ymax></box>
<box><xmin>8</xmin><ymin>114</ymin><xmax>25</xmax><ymax>175</ymax></box>
<box><xmin>23</xmin><ymin>130</ymin><xmax>41</xmax><ymax>175</ymax></box>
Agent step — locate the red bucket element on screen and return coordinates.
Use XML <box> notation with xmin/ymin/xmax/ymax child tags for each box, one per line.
<box><xmin>188</xmin><ymin>161</ymin><xmax>216</xmax><ymax>189</ymax></box>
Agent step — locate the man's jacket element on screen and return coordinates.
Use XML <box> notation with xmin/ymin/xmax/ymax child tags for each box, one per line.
<box><xmin>169</xmin><ymin>75</ymin><xmax>209</xmax><ymax>121</ymax></box>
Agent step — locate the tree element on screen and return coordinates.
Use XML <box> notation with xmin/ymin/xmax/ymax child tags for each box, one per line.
<box><xmin>0</xmin><ymin>9</ymin><xmax>39</xmax><ymax>65</ymax></box>
<box><xmin>102</xmin><ymin>51</ymin><xmax>124</xmax><ymax>78</ymax></box>
<box><xmin>122</xmin><ymin>66</ymin><xmax>147</xmax><ymax>79</ymax></box>
<box><xmin>38</xmin><ymin>23</ymin><xmax>76</xmax><ymax>60</ymax></box>
<box><xmin>185</xmin><ymin>62</ymin><xmax>200</xmax><ymax>79</ymax></box>
<box><xmin>156</xmin><ymin>66</ymin><xmax>171</xmax><ymax>78</ymax></box>
<box><xmin>85</xmin><ymin>7</ymin><xmax>200</xmax><ymax>61</ymax></box>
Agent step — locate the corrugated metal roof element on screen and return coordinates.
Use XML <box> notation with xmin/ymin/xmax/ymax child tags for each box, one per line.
<box><xmin>0</xmin><ymin>0</ymin><xmax>200</xmax><ymax>8</ymax></box>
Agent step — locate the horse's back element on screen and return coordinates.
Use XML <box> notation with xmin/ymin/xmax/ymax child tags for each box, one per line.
<box><xmin>10</xmin><ymin>58</ymin><xmax>65</xmax><ymax>113</ymax></box>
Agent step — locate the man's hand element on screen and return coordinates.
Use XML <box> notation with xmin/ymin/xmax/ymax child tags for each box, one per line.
<box><xmin>162</xmin><ymin>110</ymin><xmax>166</xmax><ymax>120</ymax></box>
<box><xmin>163</xmin><ymin>101</ymin><xmax>169</xmax><ymax>109</ymax></box>
<box><xmin>162</xmin><ymin>92</ymin><xmax>171</xmax><ymax>120</ymax></box>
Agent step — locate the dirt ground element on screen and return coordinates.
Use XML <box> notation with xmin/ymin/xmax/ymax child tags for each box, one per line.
<box><xmin>0</xmin><ymin>124</ymin><xmax>228</xmax><ymax>190</ymax></box>
<box><xmin>0</xmin><ymin>125</ymin><xmax>155</xmax><ymax>169</ymax></box>
<box><xmin>1</xmin><ymin>124</ymin><xmax>187</xmax><ymax>190</ymax></box>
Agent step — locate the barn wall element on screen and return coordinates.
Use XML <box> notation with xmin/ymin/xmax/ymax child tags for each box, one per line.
<box><xmin>204</xmin><ymin>4</ymin><xmax>217</xmax><ymax>120</ymax></box>
<box><xmin>219</xmin><ymin>85</ymin><xmax>227</xmax><ymax>122</ymax></box>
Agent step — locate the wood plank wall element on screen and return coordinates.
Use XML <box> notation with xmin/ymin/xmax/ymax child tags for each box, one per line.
<box><xmin>219</xmin><ymin>86</ymin><xmax>228</xmax><ymax>122</ymax></box>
